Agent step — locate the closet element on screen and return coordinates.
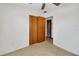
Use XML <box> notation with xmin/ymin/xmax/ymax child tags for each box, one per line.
<box><xmin>29</xmin><ymin>15</ymin><xmax>45</xmax><ymax>45</ymax></box>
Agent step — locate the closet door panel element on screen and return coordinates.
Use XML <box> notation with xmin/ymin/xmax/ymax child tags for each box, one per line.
<box><xmin>29</xmin><ymin>15</ymin><xmax>38</xmax><ymax>45</ymax></box>
<box><xmin>37</xmin><ymin>17</ymin><xmax>45</xmax><ymax>42</ymax></box>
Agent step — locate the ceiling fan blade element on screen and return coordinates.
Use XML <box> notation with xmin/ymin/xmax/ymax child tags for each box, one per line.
<box><xmin>53</xmin><ymin>3</ymin><xmax>60</xmax><ymax>6</ymax></box>
<box><xmin>41</xmin><ymin>3</ymin><xmax>45</xmax><ymax>10</ymax></box>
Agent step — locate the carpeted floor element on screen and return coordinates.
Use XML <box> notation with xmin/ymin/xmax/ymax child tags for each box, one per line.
<box><xmin>4</xmin><ymin>38</ymin><xmax>76</xmax><ymax>56</ymax></box>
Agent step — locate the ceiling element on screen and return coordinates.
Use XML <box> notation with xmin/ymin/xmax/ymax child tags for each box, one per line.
<box><xmin>16</xmin><ymin>3</ymin><xmax>63</xmax><ymax>14</ymax></box>
<box><xmin>16</xmin><ymin>3</ymin><xmax>75</xmax><ymax>17</ymax></box>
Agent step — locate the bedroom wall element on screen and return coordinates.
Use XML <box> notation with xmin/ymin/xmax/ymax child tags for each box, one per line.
<box><xmin>48</xmin><ymin>3</ymin><xmax>79</xmax><ymax>55</ymax></box>
<box><xmin>0</xmin><ymin>4</ymin><xmax>43</xmax><ymax>55</ymax></box>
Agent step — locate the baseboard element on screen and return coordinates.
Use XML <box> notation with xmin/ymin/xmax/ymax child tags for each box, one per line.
<box><xmin>54</xmin><ymin>44</ymin><xmax>78</xmax><ymax>56</ymax></box>
<box><xmin>0</xmin><ymin>45</ymin><xmax>29</xmax><ymax>56</ymax></box>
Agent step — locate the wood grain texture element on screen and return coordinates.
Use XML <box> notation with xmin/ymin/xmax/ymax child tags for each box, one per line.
<box><xmin>37</xmin><ymin>16</ymin><xmax>45</xmax><ymax>42</ymax></box>
<box><xmin>29</xmin><ymin>15</ymin><xmax>45</xmax><ymax>45</ymax></box>
<box><xmin>29</xmin><ymin>15</ymin><xmax>38</xmax><ymax>45</ymax></box>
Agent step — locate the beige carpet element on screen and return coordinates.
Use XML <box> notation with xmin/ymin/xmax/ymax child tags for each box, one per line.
<box><xmin>4</xmin><ymin>39</ymin><xmax>76</xmax><ymax>56</ymax></box>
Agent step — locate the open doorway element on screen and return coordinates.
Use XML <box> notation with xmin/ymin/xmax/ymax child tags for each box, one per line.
<box><xmin>46</xmin><ymin>16</ymin><xmax>53</xmax><ymax>43</ymax></box>
<box><xmin>47</xmin><ymin>20</ymin><xmax>52</xmax><ymax>38</ymax></box>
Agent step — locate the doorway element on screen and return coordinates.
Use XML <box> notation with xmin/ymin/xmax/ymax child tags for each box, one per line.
<box><xmin>46</xmin><ymin>16</ymin><xmax>53</xmax><ymax>44</ymax></box>
<box><xmin>29</xmin><ymin>15</ymin><xmax>45</xmax><ymax>45</ymax></box>
<box><xmin>47</xmin><ymin>20</ymin><xmax>52</xmax><ymax>38</ymax></box>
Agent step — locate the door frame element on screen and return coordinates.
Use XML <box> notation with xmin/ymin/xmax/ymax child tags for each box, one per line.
<box><xmin>46</xmin><ymin>16</ymin><xmax>53</xmax><ymax>39</ymax></box>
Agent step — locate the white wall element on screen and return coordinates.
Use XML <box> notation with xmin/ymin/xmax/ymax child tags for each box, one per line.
<box><xmin>0</xmin><ymin>4</ymin><xmax>42</xmax><ymax>55</ymax></box>
<box><xmin>48</xmin><ymin>3</ymin><xmax>79</xmax><ymax>55</ymax></box>
<box><xmin>1</xmin><ymin>3</ymin><xmax>79</xmax><ymax>56</ymax></box>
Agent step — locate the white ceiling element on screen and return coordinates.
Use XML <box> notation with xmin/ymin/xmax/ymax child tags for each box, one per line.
<box><xmin>16</xmin><ymin>3</ymin><xmax>63</xmax><ymax>15</ymax></box>
<box><xmin>25</xmin><ymin>3</ymin><xmax>59</xmax><ymax>13</ymax></box>
<box><xmin>16</xmin><ymin>3</ymin><xmax>75</xmax><ymax>17</ymax></box>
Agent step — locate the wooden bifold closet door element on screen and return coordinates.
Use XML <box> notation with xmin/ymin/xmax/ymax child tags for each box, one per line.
<box><xmin>37</xmin><ymin>16</ymin><xmax>45</xmax><ymax>43</ymax></box>
<box><xmin>29</xmin><ymin>15</ymin><xmax>45</xmax><ymax>45</ymax></box>
<box><xmin>29</xmin><ymin>15</ymin><xmax>38</xmax><ymax>45</ymax></box>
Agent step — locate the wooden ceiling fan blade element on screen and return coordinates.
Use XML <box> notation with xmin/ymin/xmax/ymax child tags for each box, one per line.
<box><xmin>41</xmin><ymin>3</ymin><xmax>45</xmax><ymax>10</ymax></box>
<box><xmin>53</xmin><ymin>3</ymin><xmax>60</xmax><ymax>6</ymax></box>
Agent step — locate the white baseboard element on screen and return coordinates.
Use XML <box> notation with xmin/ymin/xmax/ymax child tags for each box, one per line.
<box><xmin>0</xmin><ymin>45</ymin><xmax>29</xmax><ymax>56</ymax></box>
<box><xmin>54</xmin><ymin>43</ymin><xmax>79</xmax><ymax>56</ymax></box>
